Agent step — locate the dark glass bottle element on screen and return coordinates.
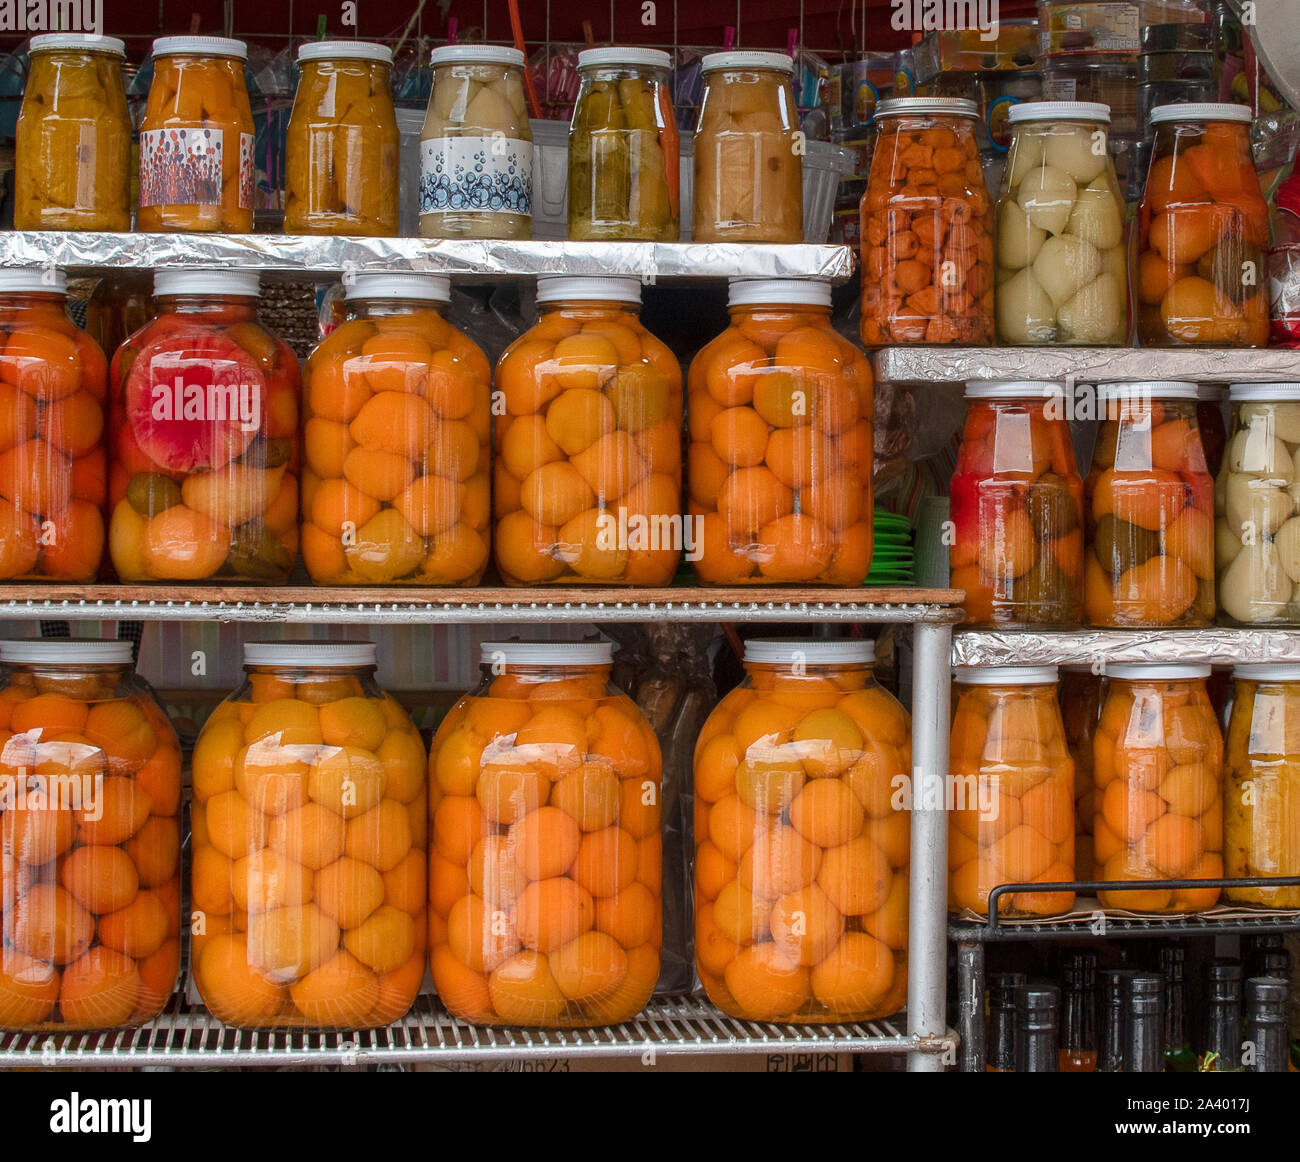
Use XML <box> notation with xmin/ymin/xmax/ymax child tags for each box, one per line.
<box><xmin>987</xmin><ymin>971</ymin><xmax>1026</xmax><ymax>1073</ymax></box>
<box><xmin>1160</xmin><ymin>946</ymin><xmax>1197</xmax><ymax>1073</ymax></box>
<box><xmin>1244</xmin><ymin>977</ymin><xmax>1290</xmax><ymax>1072</ymax></box>
<box><xmin>1059</xmin><ymin>951</ymin><xmax>1098</xmax><ymax>1072</ymax></box>
<box><xmin>1016</xmin><ymin>984</ymin><xmax>1061</xmax><ymax>1073</ymax></box>
<box><xmin>1125</xmin><ymin>974</ymin><xmax>1165</xmax><ymax>1073</ymax></box>
<box><xmin>1098</xmin><ymin>967</ymin><xmax>1136</xmax><ymax>1072</ymax></box>
<box><xmin>1200</xmin><ymin>958</ymin><xmax>1244</xmax><ymax>1072</ymax></box>
<box><xmin>1246</xmin><ymin>935</ymin><xmax>1289</xmax><ymax>980</ymax></box>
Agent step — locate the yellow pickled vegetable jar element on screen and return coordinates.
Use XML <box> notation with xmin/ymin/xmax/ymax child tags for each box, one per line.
<box><xmin>138</xmin><ymin>36</ymin><xmax>256</xmax><ymax>234</ymax></box>
<box><xmin>15</xmin><ymin>33</ymin><xmax>131</xmax><ymax>231</ymax></box>
<box><xmin>285</xmin><ymin>41</ymin><xmax>399</xmax><ymax>236</ymax></box>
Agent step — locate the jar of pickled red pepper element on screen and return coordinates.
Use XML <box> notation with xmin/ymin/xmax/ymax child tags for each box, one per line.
<box><xmin>949</xmin><ymin>381</ymin><xmax>1083</xmax><ymax>626</ymax></box>
<box><xmin>428</xmin><ymin>640</ymin><xmax>662</xmax><ymax>1026</ymax></box>
<box><xmin>0</xmin><ymin>638</ymin><xmax>182</xmax><ymax>1030</ymax></box>
<box><xmin>694</xmin><ymin>639</ymin><xmax>909</xmax><ymax>1022</ymax></box>
<box><xmin>1084</xmin><ymin>381</ymin><xmax>1214</xmax><ymax>627</ymax></box>
<box><xmin>0</xmin><ymin>268</ymin><xmax>108</xmax><ymax>583</ymax></box>
<box><xmin>107</xmin><ymin>270</ymin><xmax>300</xmax><ymax>584</ymax></box>
<box><xmin>693</xmin><ymin>51</ymin><xmax>802</xmax><ymax>243</ymax></box>
<box><xmin>15</xmin><ymin>34</ymin><xmax>130</xmax><ymax>231</ymax></box>
<box><xmin>420</xmin><ymin>45</ymin><xmax>532</xmax><ymax>240</ymax></box>
<box><xmin>1060</xmin><ymin>665</ymin><xmax>1103</xmax><ymax>881</ymax></box>
<box><xmin>569</xmin><ymin>47</ymin><xmax>679</xmax><ymax>242</ymax></box>
<box><xmin>859</xmin><ymin>97</ymin><xmax>994</xmax><ymax>346</ymax></box>
<box><xmin>301</xmin><ymin>271</ymin><xmax>491</xmax><ymax>585</ymax></box>
<box><xmin>949</xmin><ymin>666</ymin><xmax>1075</xmax><ymax>918</ymax></box>
<box><xmin>687</xmin><ymin>278</ymin><xmax>873</xmax><ymax>586</ymax></box>
<box><xmin>994</xmin><ymin>102</ymin><xmax>1129</xmax><ymax>346</ymax></box>
<box><xmin>493</xmin><ymin>276</ymin><xmax>682</xmax><ymax>586</ymax></box>
<box><xmin>1094</xmin><ymin>663</ymin><xmax>1223</xmax><ymax>914</ymax></box>
<box><xmin>285</xmin><ymin>41</ymin><xmax>400</xmax><ymax>236</ymax></box>
<box><xmin>190</xmin><ymin>641</ymin><xmax>427</xmax><ymax>1027</ymax></box>
<box><xmin>1136</xmin><ymin>104</ymin><xmax>1269</xmax><ymax>347</ymax></box>
<box><xmin>138</xmin><ymin>37</ymin><xmax>256</xmax><ymax>234</ymax></box>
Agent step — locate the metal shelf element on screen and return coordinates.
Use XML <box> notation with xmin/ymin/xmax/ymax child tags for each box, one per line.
<box><xmin>951</xmin><ymin>627</ymin><xmax>1300</xmax><ymax>666</ymax></box>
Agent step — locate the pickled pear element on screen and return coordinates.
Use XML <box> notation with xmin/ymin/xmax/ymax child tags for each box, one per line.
<box><xmin>1227</xmin><ymin>426</ymin><xmax>1294</xmax><ymax>478</ymax></box>
<box><xmin>1276</xmin><ymin>517</ymin><xmax>1300</xmax><ymax>583</ymax></box>
<box><xmin>503</xmin><ymin>73</ymin><xmax>528</xmax><ymax>120</ymax></box>
<box><xmin>1220</xmin><ymin>540</ymin><xmax>1292</xmax><ymax>623</ymax></box>
<box><xmin>997</xmin><ymin>200</ymin><xmax>1047</xmax><ymax>270</ymax></box>
<box><xmin>1006</xmin><ymin>132</ymin><xmax>1046</xmax><ymax>187</ymax></box>
<box><xmin>432</xmin><ymin>75</ymin><xmax>476</xmax><ymax>123</ymax></box>
<box><xmin>1215</xmin><ymin>516</ymin><xmax>1243</xmax><ymax>571</ymax></box>
<box><xmin>464</xmin><ymin>84</ymin><xmax>512</xmax><ymax>129</ymax></box>
<box><xmin>996</xmin><ymin>268</ymin><xmax>1056</xmax><ymax>344</ymax></box>
<box><xmin>1240</xmin><ymin>402</ymin><xmax>1300</xmax><ymax>445</ymax></box>
<box><xmin>1225</xmin><ymin>473</ymin><xmax>1295</xmax><ymax>538</ymax></box>
<box><xmin>1065</xmin><ymin>178</ymin><xmax>1124</xmax><ymax>250</ymax></box>
<box><xmin>1043</xmin><ymin>124</ymin><xmax>1108</xmax><ymax>185</ymax></box>
<box><xmin>1032</xmin><ymin>235</ymin><xmax>1102</xmax><ymax>307</ymax></box>
<box><xmin>1057</xmin><ymin>272</ymin><xmax>1125</xmax><ymax>344</ymax></box>
<box><xmin>1016</xmin><ymin>165</ymin><xmax>1077</xmax><ymax>236</ymax></box>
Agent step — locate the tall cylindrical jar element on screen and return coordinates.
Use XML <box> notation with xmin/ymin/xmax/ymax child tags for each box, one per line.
<box><xmin>1060</xmin><ymin>665</ymin><xmax>1103</xmax><ymax>881</ymax></box>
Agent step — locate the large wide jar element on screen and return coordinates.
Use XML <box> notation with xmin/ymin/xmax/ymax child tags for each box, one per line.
<box><xmin>285</xmin><ymin>41</ymin><xmax>399</xmax><ymax>236</ymax></box>
<box><xmin>189</xmin><ymin>641</ymin><xmax>427</xmax><ymax>1027</ymax></box>
<box><xmin>949</xmin><ymin>381</ymin><xmax>1083</xmax><ymax>626</ymax></box>
<box><xmin>948</xmin><ymin>666</ymin><xmax>1075</xmax><ymax>918</ymax></box>
<box><xmin>427</xmin><ymin>641</ymin><xmax>662</xmax><ymax>1026</ymax></box>
<box><xmin>419</xmin><ymin>45</ymin><xmax>532</xmax><ymax>240</ymax></box>
<box><xmin>693</xmin><ymin>51</ymin><xmax>802</xmax><ymax>244</ymax></box>
<box><xmin>994</xmin><ymin>102</ymin><xmax>1128</xmax><ymax>346</ymax></box>
<box><xmin>687</xmin><ymin>278</ymin><xmax>873</xmax><ymax>586</ymax></box>
<box><xmin>302</xmin><ymin>272</ymin><xmax>490</xmax><ymax>586</ymax></box>
<box><xmin>1215</xmin><ymin>384</ymin><xmax>1300</xmax><ymax>624</ymax></box>
<box><xmin>1060</xmin><ymin>666</ymin><xmax>1103</xmax><ymax>881</ymax></box>
<box><xmin>0</xmin><ymin>268</ymin><xmax>108</xmax><ymax>582</ymax></box>
<box><xmin>694</xmin><ymin>639</ymin><xmax>910</xmax><ymax>1023</ymax></box>
<box><xmin>1084</xmin><ymin>382</ymin><xmax>1214</xmax><ymax>627</ymax></box>
<box><xmin>108</xmin><ymin>271</ymin><xmax>300</xmax><ymax>584</ymax></box>
<box><xmin>493</xmin><ymin>276</ymin><xmax>682</xmax><ymax>586</ymax></box>
<box><xmin>569</xmin><ymin>47</ymin><xmax>679</xmax><ymax>241</ymax></box>
<box><xmin>138</xmin><ymin>37</ymin><xmax>255</xmax><ymax>234</ymax></box>
<box><xmin>1223</xmin><ymin>665</ymin><xmax>1300</xmax><ymax>907</ymax></box>
<box><xmin>1135</xmin><ymin>103</ymin><xmax>1269</xmax><ymax>347</ymax></box>
<box><xmin>859</xmin><ymin>97</ymin><xmax>993</xmax><ymax>346</ymax></box>
<box><xmin>0</xmin><ymin>639</ymin><xmax>182</xmax><ymax>1030</ymax></box>
<box><xmin>15</xmin><ymin>34</ymin><xmax>131</xmax><ymax>231</ymax></box>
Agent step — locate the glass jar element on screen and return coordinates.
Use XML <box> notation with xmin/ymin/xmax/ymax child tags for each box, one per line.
<box><xmin>0</xmin><ymin>268</ymin><xmax>108</xmax><ymax>582</ymax></box>
<box><xmin>569</xmin><ymin>47</ymin><xmax>679</xmax><ymax>241</ymax></box>
<box><xmin>1215</xmin><ymin>384</ymin><xmax>1300</xmax><ymax>625</ymax></box>
<box><xmin>285</xmin><ymin>41</ymin><xmax>400</xmax><ymax>236</ymax></box>
<box><xmin>949</xmin><ymin>381</ymin><xmax>1084</xmax><ymax>626</ymax></box>
<box><xmin>1084</xmin><ymin>382</ymin><xmax>1215</xmax><ymax>627</ymax></box>
<box><xmin>693</xmin><ymin>639</ymin><xmax>910</xmax><ymax>1022</ymax></box>
<box><xmin>419</xmin><ymin>45</ymin><xmax>532</xmax><ymax>240</ymax></box>
<box><xmin>302</xmin><ymin>272</ymin><xmax>490</xmax><ymax>586</ymax></box>
<box><xmin>693</xmin><ymin>51</ymin><xmax>802</xmax><ymax>243</ymax></box>
<box><xmin>138</xmin><ymin>37</ymin><xmax>256</xmax><ymax>234</ymax></box>
<box><xmin>1060</xmin><ymin>666</ymin><xmax>1103</xmax><ymax>881</ymax></box>
<box><xmin>1135</xmin><ymin>103</ymin><xmax>1269</xmax><ymax>347</ymax></box>
<box><xmin>686</xmin><ymin>278</ymin><xmax>873</xmax><ymax>586</ymax></box>
<box><xmin>948</xmin><ymin>666</ymin><xmax>1075</xmax><ymax>918</ymax></box>
<box><xmin>189</xmin><ymin>641</ymin><xmax>427</xmax><ymax>1027</ymax></box>
<box><xmin>1223</xmin><ymin>665</ymin><xmax>1300</xmax><ymax>907</ymax></box>
<box><xmin>492</xmin><ymin>276</ymin><xmax>682</xmax><ymax>586</ymax></box>
<box><xmin>0</xmin><ymin>639</ymin><xmax>182</xmax><ymax>1030</ymax></box>
<box><xmin>85</xmin><ymin>273</ymin><xmax>154</xmax><ymax>365</ymax></box>
<box><xmin>107</xmin><ymin>271</ymin><xmax>300</xmax><ymax>584</ymax></box>
<box><xmin>859</xmin><ymin>97</ymin><xmax>994</xmax><ymax>346</ymax></box>
<box><xmin>14</xmin><ymin>34</ymin><xmax>130</xmax><ymax>231</ymax></box>
<box><xmin>994</xmin><ymin>102</ymin><xmax>1129</xmax><ymax>346</ymax></box>
<box><xmin>1094</xmin><ymin>663</ymin><xmax>1223</xmax><ymax>914</ymax></box>
<box><xmin>427</xmin><ymin>640</ymin><xmax>661</xmax><ymax>1026</ymax></box>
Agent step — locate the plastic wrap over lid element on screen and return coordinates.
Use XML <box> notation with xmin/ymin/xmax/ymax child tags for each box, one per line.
<box><xmin>244</xmin><ymin>641</ymin><xmax>378</xmax><ymax>667</ymax></box>
<box><xmin>744</xmin><ymin>639</ymin><xmax>875</xmax><ymax>665</ymax></box>
<box><xmin>953</xmin><ymin>664</ymin><xmax>1058</xmax><ymax>685</ymax></box>
<box><xmin>480</xmin><ymin>641</ymin><xmax>614</xmax><ymax>666</ymax></box>
<box><xmin>0</xmin><ymin>640</ymin><xmax>134</xmax><ymax>664</ymax></box>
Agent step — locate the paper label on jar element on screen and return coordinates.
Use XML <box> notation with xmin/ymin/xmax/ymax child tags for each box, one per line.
<box><xmin>139</xmin><ymin>128</ymin><xmax>255</xmax><ymax>208</ymax></box>
<box><xmin>419</xmin><ymin>135</ymin><xmax>533</xmax><ymax>219</ymax></box>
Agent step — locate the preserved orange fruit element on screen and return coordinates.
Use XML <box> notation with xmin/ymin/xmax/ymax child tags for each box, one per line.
<box><xmin>428</xmin><ymin>641</ymin><xmax>662</xmax><ymax>1025</ymax></box>
<box><xmin>0</xmin><ymin>639</ymin><xmax>182</xmax><ymax>1030</ymax></box>
<box><xmin>189</xmin><ymin>641</ymin><xmax>427</xmax><ymax>1027</ymax></box>
<box><xmin>693</xmin><ymin>639</ymin><xmax>909</xmax><ymax>1022</ymax></box>
<box><xmin>1060</xmin><ymin>666</ymin><xmax>1103</xmax><ymax>881</ymax></box>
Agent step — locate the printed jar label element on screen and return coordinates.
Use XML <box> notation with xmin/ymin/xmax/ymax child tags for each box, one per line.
<box><xmin>419</xmin><ymin>135</ymin><xmax>533</xmax><ymax>218</ymax></box>
<box><xmin>139</xmin><ymin>128</ymin><xmax>256</xmax><ymax>208</ymax></box>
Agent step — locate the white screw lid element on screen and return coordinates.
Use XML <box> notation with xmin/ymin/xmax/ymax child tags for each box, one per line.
<box><xmin>1009</xmin><ymin>100</ymin><xmax>1110</xmax><ymax>123</ymax></box>
<box><xmin>578</xmin><ymin>47</ymin><xmax>671</xmax><ymax>71</ymax></box>
<box><xmin>298</xmin><ymin>40</ymin><xmax>393</xmax><ymax>64</ymax></box>
<box><xmin>727</xmin><ymin>278</ymin><xmax>833</xmax><ymax>308</ymax></box>
<box><xmin>875</xmin><ymin>97</ymin><xmax>980</xmax><ymax>120</ymax></box>
<box><xmin>344</xmin><ymin>271</ymin><xmax>451</xmax><ymax>303</ymax></box>
<box><xmin>1234</xmin><ymin>665</ymin><xmax>1300</xmax><ymax>681</ymax></box>
<box><xmin>1229</xmin><ymin>383</ymin><xmax>1300</xmax><ymax>401</ymax></box>
<box><xmin>0</xmin><ymin>639</ymin><xmax>134</xmax><ymax>664</ymax></box>
<box><xmin>964</xmin><ymin>380</ymin><xmax>1065</xmax><ymax>399</ymax></box>
<box><xmin>1106</xmin><ymin>663</ymin><xmax>1212</xmax><ymax>680</ymax></box>
<box><xmin>536</xmin><ymin>275</ymin><xmax>641</xmax><ymax>305</ymax></box>
<box><xmin>953</xmin><ymin>665</ymin><xmax>1058</xmax><ymax>685</ymax></box>
<box><xmin>0</xmin><ymin>268</ymin><xmax>67</xmax><ymax>295</ymax></box>
<box><xmin>1097</xmin><ymin>381</ymin><xmax>1199</xmax><ymax>400</ymax></box>
<box><xmin>430</xmin><ymin>45</ymin><xmax>525</xmax><ymax>68</ymax></box>
<box><xmin>702</xmin><ymin>51</ymin><xmax>795</xmax><ymax>74</ymax></box>
<box><xmin>154</xmin><ymin>270</ymin><xmax>260</xmax><ymax>298</ymax></box>
<box><xmin>1150</xmin><ymin>102</ymin><xmax>1253</xmax><ymax>125</ymax></box>
<box><xmin>244</xmin><ymin>641</ymin><xmax>377</xmax><ymax>667</ymax></box>
<box><xmin>480</xmin><ymin>641</ymin><xmax>614</xmax><ymax>666</ymax></box>
<box><xmin>153</xmin><ymin>36</ymin><xmax>248</xmax><ymax>60</ymax></box>
<box><xmin>744</xmin><ymin>638</ymin><xmax>875</xmax><ymax>665</ymax></box>
<box><xmin>30</xmin><ymin>34</ymin><xmax>125</xmax><ymax>56</ymax></box>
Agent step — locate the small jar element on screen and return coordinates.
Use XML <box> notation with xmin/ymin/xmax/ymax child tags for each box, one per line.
<box><xmin>190</xmin><ymin>641</ymin><xmax>427</xmax><ymax>1027</ymax></box>
<box><xmin>1084</xmin><ymin>381</ymin><xmax>1215</xmax><ymax>627</ymax></box>
<box><xmin>138</xmin><ymin>37</ymin><xmax>256</xmax><ymax>234</ymax></box>
<box><xmin>15</xmin><ymin>34</ymin><xmax>130</xmax><ymax>231</ymax></box>
<box><xmin>427</xmin><ymin>640</ymin><xmax>662</xmax><ymax>1026</ymax></box>
<box><xmin>1215</xmin><ymin>383</ymin><xmax>1300</xmax><ymax>625</ymax></box>
<box><xmin>1094</xmin><ymin>663</ymin><xmax>1223</xmax><ymax>914</ymax></box>
<box><xmin>949</xmin><ymin>381</ymin><xmax>1084</xmax><ymax>626</ymax></box>
<box><xmin>107</xmin><ymin>270</ymin><xmax>300</xmax><ymax>584</ymax></box>
<box><xmin>0</xmin><ymin>267</ymin><xmax>108</xmax><ymax>582</ymax></box>
<box><xmin>693</xmin><ymin>51</ymin><xmax>802</xmax><ymax>243</ymax></box>
<box><xmin>302</xmin><ymin>272</ymin><xmax>491</xmax><ymax>586</ymax></box>
<box><xmin>419</xmin><ymin>45</ymin><xmax>532</xmax><ymax>239</ymax></box>
<box><xmin>1060</xmin><ymin>666</ymin><xmax>1103</xmax><ymax>881</ymax></box>
<box><xmin>285</xmin><ymin>41</ymin><xmax>400</xmax><ymax>236</ymax></box>
<box><xmin>1135</xmin><ymin>103</ymin><xmax>1269</xmax><ymax>347</ymax></box>
<box><xmin>0</xmin><ymin>639</ymin><xmax>182</xmax><ymax>1030</ymax></box>
<box><xmin>492</xmin><ymin>276</ymin><xmax>682</xmax><ymax>586</ymax></box>
<box><xmin>693</xmin><ymin>639</ymin><xmax>910</xmax><ymax>1023</ymax></box>
<box><xmin>686</xmin><ymin>277</ymin><xmax>874</xmax><ymax>586</ymax></box>
<box><xmin>860</xmin><ymin>98</ymin><xmax>994</xmax><ymax>346</ymax></box>
<box><xmin>994</xmin><ymin>102</ymin><xmax>1129</xmax><ymax>346</ymax></box>
<box><xmin>949</xmin><ymin>666</ymin><xmax>1075</xmax><ymax>918</ymax></box>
